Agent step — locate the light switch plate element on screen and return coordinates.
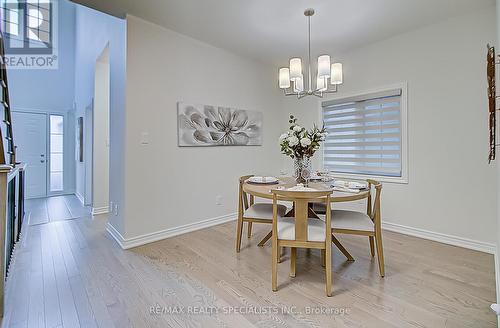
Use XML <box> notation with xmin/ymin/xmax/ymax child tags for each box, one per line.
<box><xmin>141</xmin><ymin>132</ymin><xmax>149</xmax><ymax>145</ymax></box>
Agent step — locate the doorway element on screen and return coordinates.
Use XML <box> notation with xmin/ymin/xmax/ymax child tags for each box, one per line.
<box><xmin>12</xmin><ymin>111</ymin><xmax>47</xmax><ymax>198</ymax></box>
<box><xmin>83</xmin><ymin>45</ymin><xmax>110</xmax><ymax>214</ymax></box>
<box><xmin>12</xmin><ymin>111</ymin><xmax>69</xmax><ymax>199</ymax></box>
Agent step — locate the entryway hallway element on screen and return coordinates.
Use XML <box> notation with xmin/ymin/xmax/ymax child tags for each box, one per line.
<box><xmin>26</xmin><ymin>195</ymin><xmax>91</xmax><ymax>226</ymax></box>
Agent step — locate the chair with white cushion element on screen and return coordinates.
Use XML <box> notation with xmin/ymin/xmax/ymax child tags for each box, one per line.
<box><xmin>235</xmin><ymin>175</ymin><xmax>287</xmax><ymax>252</ymax></box>
<box><xmin>331</xmin><ymin>179</ymin><xmax>385</xmax><ymax>277</ymax></box>
<box><xmin>271</xmin><ymin>189</ymin><xmax>333</xmax><ymax>296</ymax></box>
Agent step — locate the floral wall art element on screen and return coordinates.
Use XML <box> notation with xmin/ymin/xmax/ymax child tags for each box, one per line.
<box><xmin>177</xmin><ymin>102</ymin><xmax>263</xmax><ymax>146</ymax></box>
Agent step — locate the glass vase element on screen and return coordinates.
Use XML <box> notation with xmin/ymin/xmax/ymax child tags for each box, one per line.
<box><xmin>293</xmin><ymin>157</ymin><xmax>312</xmax><ymax>184</ymax></box>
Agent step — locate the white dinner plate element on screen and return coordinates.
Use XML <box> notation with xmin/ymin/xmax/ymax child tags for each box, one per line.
<box><xmin>247</xmin><ymin>176</ymin><xmax>279</xmax><ymax>184</ymax></box>
<box><xmin>308</xmin><ymin>175</ymin><xmax>323</xmax><ymax>181</ymax></box>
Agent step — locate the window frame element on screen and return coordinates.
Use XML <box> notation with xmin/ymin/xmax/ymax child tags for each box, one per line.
<box><xmin>49</xmin><ymin>114</ymin><xmax>64</xmax><ymax>192</ymax></box>
<box><xmin>2</xmin><ymin>0</ymin><xmax>53</xmax><ymax>49</ymax></box>
<box><xmin>2</xmin><ymin>3</ymin><xmax>20</xmax><ymax>38</ymax></box>
<box><xmin>320</xmin><ymin>82</ymin><xmax>409</xmax><ymax>184</ymax></box>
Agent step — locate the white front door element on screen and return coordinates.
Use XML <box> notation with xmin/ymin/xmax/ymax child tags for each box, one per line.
<box><xmin>12</xmin><ymin>112</ymin><xmax>47</xmax><ymax>198</ymax></box>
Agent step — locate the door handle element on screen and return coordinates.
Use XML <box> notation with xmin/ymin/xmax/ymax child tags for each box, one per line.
<box><xmin>40</xmin><ymin>160</ymin><xmax>45</xmax><ymax>163</ymax></box>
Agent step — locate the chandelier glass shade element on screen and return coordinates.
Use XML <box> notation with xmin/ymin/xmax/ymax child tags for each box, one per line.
<box><xmin>279</xmin><ymin>9</ymin><xmax>343</xmax><ymax>99</ymax></box>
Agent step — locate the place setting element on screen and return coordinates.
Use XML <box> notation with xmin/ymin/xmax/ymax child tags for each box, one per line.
<box><xmin>246</xmin><ymin>176</ymin><xmax>280</xmax><ymax>185</ymax></box>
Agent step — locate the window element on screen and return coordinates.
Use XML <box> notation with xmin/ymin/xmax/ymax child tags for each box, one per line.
<box><xmin>3</xmin><ymin>3</ymin><xmax>19</xmax><ymax>37</ymax></box>
<box><xmin>322</xmin><ymin>86</ymin><xmax>408</xmax><ymax>183</ymax></box>
<box><xmin>49</xmin><ymin>115</ymin><xmax>63</xmax><ymax>192</ymax></box>
<box><xmin>2</xmin><ymin>0</ymin><xmax>52</xmax><ymax>45</ymax></box>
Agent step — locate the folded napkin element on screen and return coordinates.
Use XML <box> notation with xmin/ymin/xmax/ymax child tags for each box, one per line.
<box><xmin>287</xmin><ymin>184</ymin><xmax>318</xmax><ymax>192</ymax></box>
<box><xmin>332</xmin><ymin>180</ymin><xmax>367</xmax><ymax>190</ymax></box>
<box><xmin>332</xmin><ymin>186</ymin><xmax>361</xmax><ymax>194</ymax></box>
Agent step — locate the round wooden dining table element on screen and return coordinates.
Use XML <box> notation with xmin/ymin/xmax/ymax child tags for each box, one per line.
<box><xmin>243</xmin><ymin>176</ymin><xmax>370</xmax><ymax>261</ymax></box>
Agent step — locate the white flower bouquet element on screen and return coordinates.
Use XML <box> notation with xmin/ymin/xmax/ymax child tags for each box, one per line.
<box><xmin>279</xmin><ymin>115</ymin><xmax>327</xmax><ymax>160</ymax></box>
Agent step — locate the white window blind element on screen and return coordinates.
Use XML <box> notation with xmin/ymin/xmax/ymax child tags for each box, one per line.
<box><xmin>322</xmin><ymin>89</ymin><xmax>403</xmax><ymax>178</ymax></box>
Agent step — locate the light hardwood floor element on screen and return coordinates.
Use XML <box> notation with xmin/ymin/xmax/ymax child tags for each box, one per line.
<box><xmin>2</xmin><ymin>213</ymin><xmax>497</xmax><ymax>327</ymax></box>
<box><xmin>25</xmin><ymin>195</ymin><xmax>92</xmax><ymax>225</ymax></box>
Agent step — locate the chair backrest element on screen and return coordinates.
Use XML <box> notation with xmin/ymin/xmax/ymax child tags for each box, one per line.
<box><xmin>366</xmin><ymin>179</ymin><xmax>382</xmax><ymax>225</ymax></box>
<box><xmin>271</xmin><ymin>189</ymin><xmax>332</xmax><ymax>242</ymax></box>
<box><xmin>238</xmin><ymin>175</ymin><xmax>254</xmax><ymax>212</ymax></box>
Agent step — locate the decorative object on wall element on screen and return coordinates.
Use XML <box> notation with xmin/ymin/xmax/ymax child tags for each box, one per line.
<box><xmin>178</xmin><ymin>102</ymin><xmax>263</xmax><ymax>146</ymax></box>
<box><xmin>278</xmin><ymin>8</ymin><xmax>343</xmax><ymax>99</ymax></box>
<box><xmin>487</xmin><ymin>44</ymin><xmax>496</xmax><ymax>163</ymax></box>
<box><xmin>279</xmin><ymin>115</ymin><xmax>327</xmax><ymax>183</ymax></box>
<box><xmin>76</xmin><ymin>117</ymin><xmax>83</xmax><ymax>162</ymax></box>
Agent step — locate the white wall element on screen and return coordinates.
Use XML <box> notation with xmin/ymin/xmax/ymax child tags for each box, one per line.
<box><xmin>496</xmin><ymin>0</ymin><xmax>500</xmax><ymax>307</ymax></box>
<box><xmin>284</xmin><ymin>7</ymin><xmax>497</xmax><ymax>245</ymax></box>
<box><xmin>8</xmin><ymin>0</ymin><xmax>76</xmax><ymax>113</ymax></box>
<box><xmin>120</xmin><ymin>15</ymin><xmax>283</xmax><ymax>239</ymax></box>
<box><xmin>74</xmin><ymin>5</ymin><xmax>126</xmax><ymax>232</ymax></box>
<box><xmin>83</xmin><ymin>102</ymin><xmax>93</xmax><ymax>205</ymax></box>
<box><xmin>92</xmin><ymin>48</ymin><xmax>110</xmax><ymax>211</ymax></box>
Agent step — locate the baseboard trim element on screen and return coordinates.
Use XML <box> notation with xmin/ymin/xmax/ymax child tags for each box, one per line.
<box><xmin>106</xmin><ymin>222</ymin><xmax>126</xmax><ymax>249</ymax></box>
<box><xmin>106</xmin><ymin>212</ymin><xmax>237</xmax><ymax>250</ymax></box>
<box><xmin>382</xmin><ymin>221</ymin><xmax>496</xmax><ymax>254</ymax></box>
<box><xmin>75</xmin><ymin>192</ymin><xmax>84</xmax><ymax>206</ymax></box>
<box><xmin>105</xmin><ymin>214</ymin><xmax>494</xmax><ymax>254</ymax></box>
<box><xmin>92</xmin><ymin>206</ymin><xmax>109</xmax><ymax>215</ymax></box>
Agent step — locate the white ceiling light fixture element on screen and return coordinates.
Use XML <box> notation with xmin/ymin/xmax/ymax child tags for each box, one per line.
<box><xmin>278</xmin><ymin>8</ymin><xmax>343</xmax><ymax>99</ymax></box>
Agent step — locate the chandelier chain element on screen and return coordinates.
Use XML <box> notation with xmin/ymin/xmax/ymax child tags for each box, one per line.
<box><xmin>307</xmin><ymin>15</ymin><xmax>312</xmax><ymax>94</ymax></box>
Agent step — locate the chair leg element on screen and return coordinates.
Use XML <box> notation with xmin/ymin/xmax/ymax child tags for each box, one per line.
<box><xmin>369</xmin><ymin>236</ymin><xmax>375</xmax><ymax>257</ymax></box>
<box><xmin>278</xmin><ymin>247</ymin><xmax>284</xmax><ymax>263</ymax></box>
<box><xmin>236</xmin><ymin>216</ymin><xmax>244</xmax><ymax>253</ymax></box>
<box><xmin>272</xmin><ymin>240</ymin><xmax>278</xmax><ymax>291</ymax></box>
<box><xmin>320</xmin><ymin>249</ymin><xmax>325</xmax><ymax>267</ymax></box>
<box><xmin>247</xmin><ymin>222</ymin><xmax>253</xmax><ymax>238</ymax></box>
<box><xmin>375</xmin><ymin>231</ymin><xmax>385</xmax><ymax>277</ymax></box>
<box><xmin>325</xmin><ymin>245</ymin><xmax>332</xmax><ymax>297</ymax></box>
<box><xmin>290</xmin><ymin>248</ymin><xmax>296</xmax><ymax>277</ymax></box>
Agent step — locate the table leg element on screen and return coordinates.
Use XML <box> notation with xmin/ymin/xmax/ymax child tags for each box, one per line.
<box><xmin>258</xmin><ymin>231</ymin><xmax>272</xmax><ymax>247</ymax></box>
<box><xmin>332</xmin><ymin>234</ymin><xmax>355</xmax><ymax>261</ymax></box>
<box><xmin>309</xmin><ymin>205</ymin><xmax>355</xmax><ymax>262</ymax></box>
<box><xmin>258</xmin><ymin>207</ymin><xmax>295</xmax><ymax>247</ymax></box>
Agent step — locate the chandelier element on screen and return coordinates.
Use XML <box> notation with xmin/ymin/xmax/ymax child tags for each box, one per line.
<box><xmin>278</xmin><ymin>8</ymin><xmax>343</xmax><ymax>99</ymax></box>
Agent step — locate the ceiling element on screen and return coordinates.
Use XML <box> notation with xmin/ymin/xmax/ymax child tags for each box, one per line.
<box><xmin>72</xmin><ymin>0</ymin><xmax>495</xmax><ymax>65</ymax></box>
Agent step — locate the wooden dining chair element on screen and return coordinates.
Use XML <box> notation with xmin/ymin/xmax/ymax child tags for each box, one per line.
<box><xmin>271</xmin><ymin>189</ymin><xmax>333</xmax><ymax>296</ymax></box>
<box><xmin>236</xmin><ymin>175</ymin><xmax>287</xmax><ymax>252</ymax></box>
<box><xmin>330</xmin><ymin>179</ymin><xmax>385</xmax><ymax>277</ymax></box>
